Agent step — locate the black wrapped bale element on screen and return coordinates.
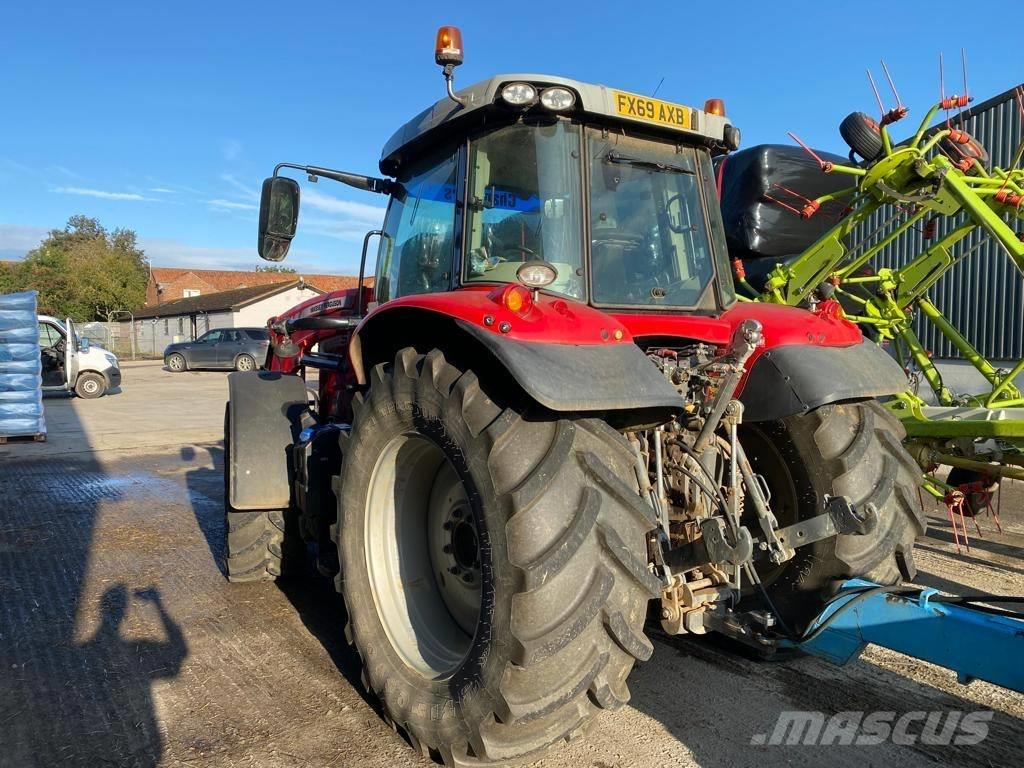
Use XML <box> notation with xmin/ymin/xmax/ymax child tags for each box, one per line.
<box><xmin>715</xmin><ymin>144</ymin><xmax>850</xmax><ymax>261</ymax></box>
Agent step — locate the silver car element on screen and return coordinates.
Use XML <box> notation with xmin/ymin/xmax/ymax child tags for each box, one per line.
<box><xmin>164</xmin><ymin>327</ymin><xmax>270</xmax><ymax>372</ymax></box>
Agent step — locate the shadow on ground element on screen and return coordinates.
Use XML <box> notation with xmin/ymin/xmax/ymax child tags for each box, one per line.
<box><xmin>0</xmin><ymin>413</ymin><xmax>188</xmax><ymax>768</ymax></box>
<box><xmin>182</xmin><ymin>444</ymin><xmax>373</xmax><ymax>710</ymax></box>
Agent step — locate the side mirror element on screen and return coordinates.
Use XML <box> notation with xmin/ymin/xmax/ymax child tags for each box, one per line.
<box><xmin>258</xmin><ymin>176</ymin><xmax>301</xmax><ymax>262</ymax></box>
<box><xmin>78</xmin><ymin>337</ymin><xmax>90</xmax><ymax>353</ymax></box>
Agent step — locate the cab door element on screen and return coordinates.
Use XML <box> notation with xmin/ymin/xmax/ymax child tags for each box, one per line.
<box><xmin>64</xmin><ymin>318</ymin><xmax>81</xmax><ymax>387</ymax></box>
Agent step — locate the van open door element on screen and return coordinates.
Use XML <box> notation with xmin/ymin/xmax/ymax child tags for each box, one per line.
<box><xmin>64</xmin><ymin>318</ymin><xmax>81</xmax><ymax>389</ymax></box>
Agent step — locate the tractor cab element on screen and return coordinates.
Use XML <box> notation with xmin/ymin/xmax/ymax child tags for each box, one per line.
<box><xmin>371</xmin><ymin>72</ymin><xmax>740</xmax><ymax>314</ymax></box>
<box><xmin>258</xmin><ymin>37</ymin><xmax>741</xmax><ymax>320</ymax></box>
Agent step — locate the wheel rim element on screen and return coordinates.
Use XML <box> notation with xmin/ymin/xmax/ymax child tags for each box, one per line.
<box><xmin>169</xmin><ymin>356</ymin><xmax>183</xmax><ymax>371</ymax></box>
<box><xmin>364</xmin><ymin>433</ymin><xmax>481</xmax><ymax>679</ymax></box>
<box><xmin>82</xmin><ymin>379</ymin><xmax>99</xmax><ymax>395</ymax></box>
<box><xmin>237</xmin><ymin>356</ymin><xmax>254</xmax><ymax>371</ymax></box>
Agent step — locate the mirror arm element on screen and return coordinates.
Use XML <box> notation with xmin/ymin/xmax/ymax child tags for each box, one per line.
<box><xmin>273</xmin><ymin>162</ymin><xmax>392</xmax><ymax>195</ymax></box>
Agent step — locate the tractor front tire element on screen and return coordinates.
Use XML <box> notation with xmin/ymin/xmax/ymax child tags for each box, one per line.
<box><xmin>742</xmin><ymin>401</ymin><xmax>926</xmax><ymax>632</ymax></box>
<box><xmin>223</xmin><ymin>405</ymin><xmax>303</xmax><ymax>582</ymax></box>
<box><xmin>334</xmin><ymin>348</ymin><xmax>660</xmax><ymax>766</ymax></box>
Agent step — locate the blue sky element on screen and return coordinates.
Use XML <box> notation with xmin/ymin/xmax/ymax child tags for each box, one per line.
<box><xmin>2</xmin><ymin>2</ymin><xmax>1022</xmax><ymax>276</ymax></box>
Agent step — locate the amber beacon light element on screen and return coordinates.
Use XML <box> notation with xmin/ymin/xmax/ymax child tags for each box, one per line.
<box><xmin>435</xmin><ymin>26</ymin><xmax>464</xmax><ymax>66</ymax></box>
<box><xmin>704</xmin><ymin>98</ymin><xmax>727</xmax><ymax>116</ymax></box>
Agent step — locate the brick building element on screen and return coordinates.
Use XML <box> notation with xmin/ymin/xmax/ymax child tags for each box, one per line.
<box><xmin>146</xmin><ymin>267</ymin><xmax>368</xmax><ymax>306</ymax></box>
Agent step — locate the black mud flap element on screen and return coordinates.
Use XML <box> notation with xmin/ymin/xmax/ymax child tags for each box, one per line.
<box><xmin>227</xmin><ymin>371</ymin><xmax>311</xmax><ymax>510</ymax></box>
<box><xmin>456</xmin><ymin>319</ymin><xmax>682</xmax><ymax>420</ymax></box>
<box><xmin>740</xmin><ymin>340</ymin><xmax>908</xmax><ymax>422</ymax></box>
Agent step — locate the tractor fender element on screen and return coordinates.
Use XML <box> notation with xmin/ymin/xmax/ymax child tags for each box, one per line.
<box><xmin>226</xmin><ymin>371</ymin><xmax>311</xmax><ymax>510</ymax></box>
<box><xmin>454</xmin><ymin>319</ymin><xmax>682</xmax><ymax>413</ymax></box>
<box><xmin>739</xmin><ymin>339</ymin><xmax>908</xmax><ymax>422</ymax></box>
<box><xmin>349</xmin><ymin>304</ymin><xmax>682</xmax><ymax>422</ymax></box>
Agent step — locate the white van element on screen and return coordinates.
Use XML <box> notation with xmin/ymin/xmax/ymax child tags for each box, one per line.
<box><xmin>38</xmin><ymin>315</ymin><xmax>122</xmax><ymax>398</ymax></box>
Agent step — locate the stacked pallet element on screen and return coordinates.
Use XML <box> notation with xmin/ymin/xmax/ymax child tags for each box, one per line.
<box><xmin>0</xmin><ymin>291</ymin><xmax>45</xmax><ymax>443</ymax></box>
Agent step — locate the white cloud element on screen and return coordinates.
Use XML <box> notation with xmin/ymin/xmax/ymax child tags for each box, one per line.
<box><xmin>148</xmin><ymin>187</ymin><xmax>177</xmax><ymax>194</ymax></box>
<box><xmin>138</xmin><ymin>236</ymin><xmax>336</xmax><ymax>273</ymax></box>
<box><xmin>0</xmin><ymin>223</ymin><xmax>48</xmax><ymax>258</ymax></box>
<box><xmin>49</xmin><ymin>165</ymin><xmax>83</xmax><ymax>180</ymax></box>
<box><xmin>138</xmin><ymin>237</ymin><xmax>258</xmax><ymax>269</ymax></box>
<box><xmin>54</xmin><ymin>186</ymin><xmax>153</xmax><ymax>201</ymax></box>
<box><xmin>302</xmin><ymin>188</ymin><xmax>386</xmax><ymax>223</ymax></box>
<box><xmin>0</xmin><ymin>222</ymin><xmax>354</xmax><ymax>274</ymax></box>
<box><xmin>220</xmin><ymin>173</ymin><xmax>259</xmax><ymax>201</ymax></box>
<box><xmin>222</xmin><ymin>139</ymin><xmax>243</xmax><ymax>162</ymax></box>
<box><xmin>1</xmin><ymin>158</ymin><xmax>34</xmax><ymax>175</ymax></box>
<box><xmin>207</xmin><ymin>198</ymin><xmax>259</xmax><ymax>211</ymax></box>
<box><xmin>301</xmin><ymin>216</ymin><xmax>375</xmax><ymax>242</ymax></box>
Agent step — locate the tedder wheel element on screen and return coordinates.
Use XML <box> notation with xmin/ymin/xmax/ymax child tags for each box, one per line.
<box><xmin>334</xmin><ymin>348</ymin><xmax>660</xmax><ymax>766</ymax></box>
<box><xmin>234</xmin><ymin>353</ymin><xmax>256</xmax><ymax>372</ymax></box>
<box><xmin>839</xmin><ymin>111</ymin><xmax>884</xmax><ymax>163</ymax></box>
<box><xmin>940</xmin><ymin>133</ymin><xmax>989</xmax><ymax>173</ymax></box>
<box><xmin>167</xmin><ymin>353</ymin><xmax>187</xmax><ymax>372</ymax></box>
<box><xmin>740</xmin><ymin>401</ymin><xmax>926</xmax><ymax>632</ymax></box>
<box><xmin>946</xmin><ymin>467</ymin><xmax>999</xmax><ymax>518</ymax></box>
<box><xmin>222</xmin><ymin>404</ymin><xmax>303</xmax><ymax>582</ymax></box>
<box><xmin>74</xmin><ymin>372</ymin><xmax>106</xmax><ymax>399</ymax></box>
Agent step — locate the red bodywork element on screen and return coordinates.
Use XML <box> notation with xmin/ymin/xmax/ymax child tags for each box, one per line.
<box><xmin>267</xmin><ymin>286</ymin><xmax>861</xmax><ymax>420</ymax></box>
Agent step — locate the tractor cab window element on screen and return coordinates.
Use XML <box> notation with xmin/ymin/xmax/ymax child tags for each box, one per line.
<box><xmin>587</xmin><ymin>130</ymin><xmax>717</xmax><ymax>309</ymax></box>
<box><xmin>375</xmin><ymin>145</ymin><xmax>459</xmax><ymax>303</ymax></box>
<box><xmin>464</xmin><ymin>121</ymin><xmax>584</xmax><ymax>299</ymax></box>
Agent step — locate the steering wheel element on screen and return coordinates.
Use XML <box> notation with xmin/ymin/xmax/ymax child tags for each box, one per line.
<box><xmin>663</xmin><ymin>193</ymin><xmax>692</xmax><ymax>233</ymax></box>
<box><xmin>592</xmin><ymin>231</ymin><xmax>644</xmax><ymax>249</ymax></box>
<box><xmin>495</xmin><ymin>244</ymin><xmax>538</xmax><ymax>262</ymax></box>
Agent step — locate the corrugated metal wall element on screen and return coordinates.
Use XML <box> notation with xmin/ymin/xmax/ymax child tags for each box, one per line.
<box><xmin>852</xmin><ymin>86</ymin><xmax>1024</xmax><ymax>360</ymax></box>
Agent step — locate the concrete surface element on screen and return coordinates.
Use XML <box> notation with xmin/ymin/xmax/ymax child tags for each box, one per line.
<box><xmin>0</xmin><ymin>362</ymin><xmax>1022</xmax><ymax>767</ymax></box>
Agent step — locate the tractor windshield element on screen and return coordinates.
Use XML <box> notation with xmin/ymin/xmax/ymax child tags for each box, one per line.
<box><xmin>465</xmin><ymin>120</ymin><xmax>585</xmax><ymax>298</ymax></box>
<box><xmin>461</xmin><ymin>120</ymin><xmax>731</xmax><ymax>309</ymax></box>
<box><xmin>587</xmin><ymin>131</ymin><xmax>718</xmax><ymax>309</ymax></box>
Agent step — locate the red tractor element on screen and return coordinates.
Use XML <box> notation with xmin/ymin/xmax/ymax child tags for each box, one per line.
<box><xmin>224</xmin><ymin>28</ymin><xmax>924</xmax><ymax>766</ymax></box>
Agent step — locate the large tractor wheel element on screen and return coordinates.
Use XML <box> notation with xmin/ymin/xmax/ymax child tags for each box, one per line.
<box><xmin>741</xmin><ymin>401</ymin><xmax>926</xmax><ymax>632</ymax></box>
<box><xmin>334</xmin><ymin>348</ymin><xmax>660</xmax><ymax>766</ymax></box>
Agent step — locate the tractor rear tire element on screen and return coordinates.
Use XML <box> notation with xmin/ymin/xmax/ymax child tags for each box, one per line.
<box><xmin>223</xmin><ymin>405</ymin><xmax>303</xmax><ymax>582</ymax></box>
<box><xmin>334</xmin><ymin>348</ymin><xmax>660</xmax><ymax>767</ymax></box>
<box><xmin>839</xmin><ymin>111</ymin><xmax>884</xmax><ymax>163</ymax></box>
<box><xmin>741</xmin><ymin>400</ymin><xmax>926</xmax><ymax>632</ymax></box>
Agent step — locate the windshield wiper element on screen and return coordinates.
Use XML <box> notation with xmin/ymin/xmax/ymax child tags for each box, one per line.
<box><xmin>605</xmin><ymin>151</ymin><xmax>695</xmax><ymax>175</ymax></box>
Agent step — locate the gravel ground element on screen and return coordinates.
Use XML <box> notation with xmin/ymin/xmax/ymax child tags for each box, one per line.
<box><xmin>0</xmin><ymin>362</ymin><xmax>1021</xmax><ymax>767</ymax></box>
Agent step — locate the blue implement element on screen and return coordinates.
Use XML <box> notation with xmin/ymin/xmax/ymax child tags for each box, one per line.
<box><xmin>795</xmin><ymin>579</ymin><xmax>1024</xmax><ymax>694</ymax></box>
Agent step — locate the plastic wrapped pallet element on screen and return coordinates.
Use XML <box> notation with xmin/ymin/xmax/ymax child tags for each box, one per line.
<box><xmin>0</xmin><ymin>290</ymin><xmax>45</xmax><ymax>439</ymax></box>
<box><xmin>715</xmin><ymin>144</ymin><xmax>851</xmax><ymax>261</ymax></box>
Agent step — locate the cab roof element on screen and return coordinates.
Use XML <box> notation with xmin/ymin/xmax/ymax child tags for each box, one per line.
<box><xmin>379</xmin><ymin>73</ymin><xmax>732</xmax><ymax>176</ymax></box>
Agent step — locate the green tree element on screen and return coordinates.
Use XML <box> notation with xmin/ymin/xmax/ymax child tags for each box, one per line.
<box><xmin>10</xmin><ymin>216</ymin><xmax>149</xmax><ymax>320</ymax></box>
<box><xmin>255</xmin><ymin>264</ymin><xmax>296</xmax><ymax>274</ymax></box>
